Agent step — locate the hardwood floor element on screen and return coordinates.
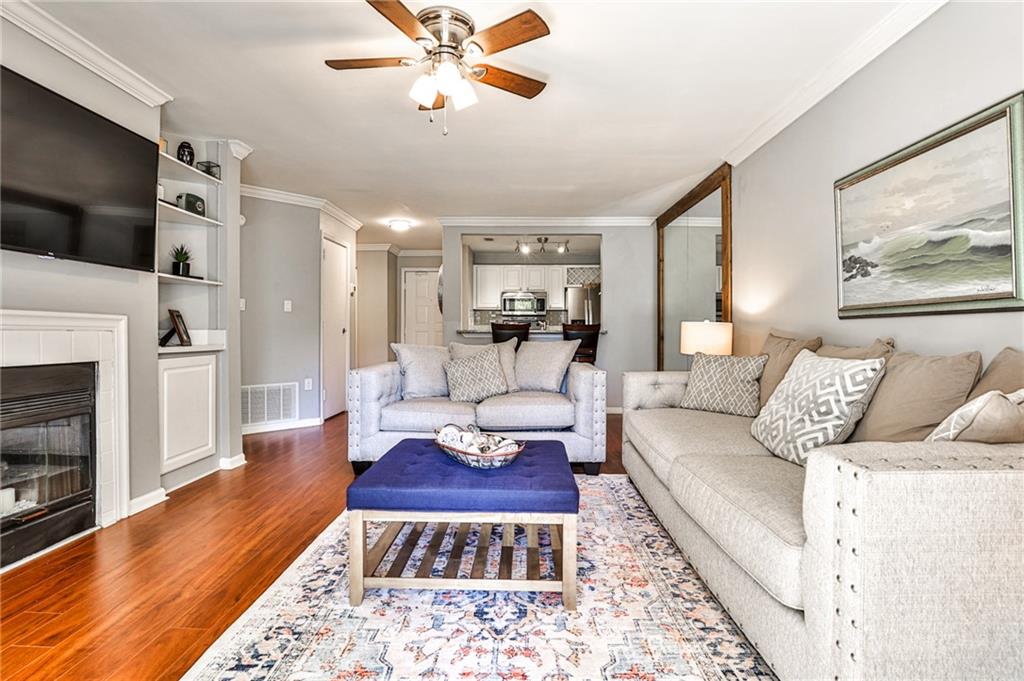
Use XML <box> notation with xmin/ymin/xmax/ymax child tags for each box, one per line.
<box><xmin>0</xmin><ymin>413</ymin><xmax>624</xmax><ymax>680</ymax></box>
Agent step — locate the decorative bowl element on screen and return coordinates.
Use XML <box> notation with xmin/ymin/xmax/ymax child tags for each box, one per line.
<box><xmin>434</xmin><ymin>424</ymin><xmax>525</xmax><ymax>470</ymax></box>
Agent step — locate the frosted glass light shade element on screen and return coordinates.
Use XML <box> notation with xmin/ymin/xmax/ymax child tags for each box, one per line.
<box><xmin>409</xmin><ymin>74</ymin><xmax>438</xmax><ymax>108</ymax></box>
<box><xmin>680</xmin><ymin>321</ymin><xmax>733</xmax><ymax>356</ymax></box>
<box><xmin>451</xmin><ymin>78</ymin><xmax>478</xmax><ymax>111</ymax></box>
<box><xmin>435</xmin><ymin>61</ymin><xmax>461</xmax><ymax>96</ymax></box>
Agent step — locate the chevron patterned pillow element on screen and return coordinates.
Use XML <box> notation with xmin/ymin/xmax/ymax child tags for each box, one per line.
<box><xmin>444</xmin><ymin>344</ymin><xmax>508</xmax><ymax>403</ymax></box>
<box><xmin>680</xmin><ymin>353</ymin><xmax>768</xmax><ymax>417</ymax></box>
<box><xmin>751</xmin><ymin>350</ymin><xmax>886</xmax><ymax>465</ymax></box>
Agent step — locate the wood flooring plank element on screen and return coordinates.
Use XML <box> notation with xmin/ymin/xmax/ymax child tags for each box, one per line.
<box><xmin>443</xmin><ymin>523</ymin><xmax>471</xmax><ymax>579</ymax></box>
<box><xmin>471</xmin><ymin>524</ymin><xmax>492</xmax><ymax>579</ymax></box>
<box><xmin>415</xmin><ymin>522</ymin><xmax>449</xmax><ymax>579</ymax></box>
<box><xmin>366</xmin><ymin>522</ymin><xmax>405</xmax><ymax>577</ymax></box>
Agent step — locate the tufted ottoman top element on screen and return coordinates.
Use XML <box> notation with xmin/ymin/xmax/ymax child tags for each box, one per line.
<box><xmin>347</xmin><ymin>439</ymin><xmax>579</xmax><ymax>513</ymax></box>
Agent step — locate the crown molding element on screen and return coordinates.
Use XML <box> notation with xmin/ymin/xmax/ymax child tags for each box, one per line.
<box><xmin>0</xmin><ymin>1</ymin><xmax>173</xmax><ymax>107</ymax></box>
<box><xmin>724</xmin><ymin>1</ymin><xmax>945</xmax><ymax>165</ymax></box>
<box><xmin>399</xmin><ymin>249</ymin><xmax>442</xmax><ymax>257</ymax></box>
<box><xmin>357</xmin><ymin>243</ymin><xmax>400</xmax><ymax>256</ymax></box>
<box><xmin>239</xmin><ymin>184</ymin><xmax>362</xmax><ymax>231</ymax></box>
<box><xmin>438</xmin><ymin>217</ymin><xmax>655</xmax><ymax>228</ymax></box>
<box><xmin>228</xmin><ymin>140</ymin><xmax>253</xmax><ymax>161</ymax></box>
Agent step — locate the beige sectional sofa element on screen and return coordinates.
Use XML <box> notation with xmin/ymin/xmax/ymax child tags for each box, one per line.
<box><xmin>622</xmin><ymin>370</ymin><xmax>1023</xmax><ymax>680</ymax></box>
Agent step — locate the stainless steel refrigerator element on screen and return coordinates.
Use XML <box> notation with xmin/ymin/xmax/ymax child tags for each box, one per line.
<box><xmin>565</xmin><ymin>285</ymin><xmax>601</xmax><ymax>325</ymax></box>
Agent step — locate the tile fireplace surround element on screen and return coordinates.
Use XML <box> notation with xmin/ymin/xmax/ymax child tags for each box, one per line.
<box><xmin>0</xmin><ymin>310</ymin><xmax>132</xmax><ymax>559</ymax></box>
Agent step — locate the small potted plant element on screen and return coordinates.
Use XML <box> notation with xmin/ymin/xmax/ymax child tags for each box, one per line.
<box><xmin>170</xmin><ymin>244</ymin><xmax>192</xmax><ymax>277</ymax></box>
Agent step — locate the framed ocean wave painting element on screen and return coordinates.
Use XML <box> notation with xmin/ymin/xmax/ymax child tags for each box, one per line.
<box><xmin>835</xmin><ymin>93</ymin><xmax>1023</xmax><ymax>318</ymax></box>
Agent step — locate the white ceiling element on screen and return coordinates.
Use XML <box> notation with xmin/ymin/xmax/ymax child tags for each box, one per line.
<box><xmin>36</xmin><ymin>1</ymin><xmax>927</xmax><ymax>249</ymax></box>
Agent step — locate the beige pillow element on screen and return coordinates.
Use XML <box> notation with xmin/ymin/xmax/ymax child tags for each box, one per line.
<box><xmin>968</xmin><ymin>347</ymin><xmax>1023</xmax><ymax>401</ymax></box>
<box><xmin>850</xmin><ymin>351</ymin><xmax>982</xmax><ymax>442</ymax></box>
<box><xmin>758</xmin><ymin>329</ymin><xmax>823</xmax><ymax>406</ymax></box>
<box><xmin>515</xmin><ymin>340</ymin><xmax>581</xmax><ymax>393</ymax></box>
<box><xmin>817</xmin><ymin>337</ymin><xmax>895</xmax><ymax>360</ymax></box>
<box><xmin>927</xmin><ymin>389</ymin><xmax>1024</xmax><ymax>444</ymax></box>
<box><xmin>450</xmin><ymin>339</ymin><xmax>518</xmax><ymax>392</ymax></box>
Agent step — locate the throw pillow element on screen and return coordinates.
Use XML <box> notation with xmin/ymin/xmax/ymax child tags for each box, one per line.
<box><xmin>816</xmin><ymin>337</ymin><xmax>895</xmax><ymax>360</ymax></box>
<box><xmin>968</xmin><ymin>347</ymin><xmax>1024</xmax><ymax>401</ymax></box>
<box><xmin>680</xmin><ymin>353</ymin><xmax>768</xmax><ymax>417</ymax></box>
<box><xmin>390</xmin><ymin>343</ymin><xmax>450</xmax><ymax>399</ymax></box>
<box><xmin>443</xmin><ymin>344</ymin><xmax>508</xmax><ymax>403</ymax></box>
<box><xmin>751</xmin><ymin>350</ymin><xmax>886</xmax><ymax>466</ymax></box>
<box><xmin>758</xmin><ymin>329</ymin><xmax>823</xmax><ymax>406</ymax></box>
<box><xmin>926</xmin><ymin>389</ymin><xmax>1024</xmax><ymax>444</ymax></box>
<box><xmin>849</xmin><ymin>351</ymin><xmax>982</xmax><ymax>442</ymax></box>
<box><xmin>515</xmin><ymin>340</ymin><xmax>581</xmax><ymax>393</ymax></box>
<box><xmin>449</xmin><ymin>339</ymin><xmax>519</xmax><ymax>392</ymax></box>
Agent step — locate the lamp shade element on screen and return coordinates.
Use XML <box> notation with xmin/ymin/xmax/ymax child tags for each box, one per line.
<box><xmin>680</xmin><ymin>321</ymin><xmax>733</xmax><ymax>356</ymax></box>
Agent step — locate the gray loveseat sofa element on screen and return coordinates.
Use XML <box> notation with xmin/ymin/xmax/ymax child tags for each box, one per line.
<box><xmin>348</xmin><ymin>362</ymin><xmax>607</xmax><ymax>473</ymax></box>
<box><xmin>622</xmin><ymin>370</ymin><xmax>1023</xmax><ymax>681</ymax></box>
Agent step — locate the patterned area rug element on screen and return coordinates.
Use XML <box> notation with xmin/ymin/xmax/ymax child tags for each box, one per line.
<box><xmin>184</xmin><ymin>475</ymin><xmax>775</xmax><ymax>680</ymax></box>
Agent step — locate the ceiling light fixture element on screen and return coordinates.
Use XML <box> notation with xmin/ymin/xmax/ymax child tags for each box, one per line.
<box><xmin>451</xmin><ymin>78</ymin><xmax>478</xmax><ymax>111</ymax></box>
<box><xmin>388</xmin><ymin>219</ymin><xmax>412</xmax><ymax>232</ymax></box>
<box><xmin>408</xmin><ymin>74</ymin><xmax>438</xmax><ymax>108</ymax></box>
<box><xmin>556</xmin><ymin>243</ymin><xmax>566</xmax><ymax>254</ymax></box>
<box><xmin>519</xmin><ymin>241</ymin><xmax>530</xmax><ymax>254</ymax></box>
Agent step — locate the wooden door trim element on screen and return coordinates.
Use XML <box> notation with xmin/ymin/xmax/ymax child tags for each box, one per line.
<box><xmin>656</xmin><ymin>163</ymin><xmax>733</xmax><ymax>370</ymax></box>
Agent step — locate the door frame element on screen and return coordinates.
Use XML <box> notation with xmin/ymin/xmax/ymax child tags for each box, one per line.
<box><xmin>399</xmin><ymin>267</ymin><xmax>441</xmax><ymax>343</ymax></box>
<box><xmin>320</xmin><ymin>234</ymin><xmax>352</xmax><ymax>420</ymax></box>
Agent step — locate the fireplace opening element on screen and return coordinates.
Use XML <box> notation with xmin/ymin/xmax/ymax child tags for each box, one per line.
<box><xmin>1</xmin><ymin>363</ymin><xmax>97</xmax><ymax>567</ymax></box>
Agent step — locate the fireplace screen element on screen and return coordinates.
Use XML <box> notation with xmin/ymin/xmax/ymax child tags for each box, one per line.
<box><xmin>1</xmin><ymin>363</ymin><xmax>97</xmax><ymax>566</ymax></box>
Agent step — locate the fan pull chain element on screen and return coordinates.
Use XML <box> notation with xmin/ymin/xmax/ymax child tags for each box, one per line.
<box><xmin>442</xmin><ymin>97</ymin><xmax>449</xmax><ymax>136</ymax></box>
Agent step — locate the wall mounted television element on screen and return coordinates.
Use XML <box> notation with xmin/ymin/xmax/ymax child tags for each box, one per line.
<box><xmin>1</xmin><ymin>66</ymin><xmax>157</xmax><ymax>272</ymax></box>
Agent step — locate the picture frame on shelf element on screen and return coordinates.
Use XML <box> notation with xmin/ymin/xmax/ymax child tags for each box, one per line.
<box><xmin>159</xmin><ymin>309</ymin><xmax>192</xmax><ymax>347</ymax></box>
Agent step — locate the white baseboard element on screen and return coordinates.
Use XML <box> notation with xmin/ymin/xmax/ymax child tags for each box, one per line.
<box><xmin>242</xmin><ymin>417</ymin><xmax>323</xmax><ymax>435</ymax></box>
<box><xmin>606</xmin><ymin>407</ymin><xmax>623</xmax><ymax>414</ymax></box>
<box><xmin>129</xmin><ymin>487</ymin><xmax>168</xmax><ymax>515</ymax></box>
<box><xmin>219</xmin><ymin>453</ymin><xmax>246</xmax><ymax>470</ymax></box>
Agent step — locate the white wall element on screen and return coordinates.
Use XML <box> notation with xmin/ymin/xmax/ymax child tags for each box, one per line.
<box><xmin>0</xmin><ymin>19</ymin><xmax>164</xmax><ymax>499</ymax></box>
<box><xmin>732</xmin><ymin>2</ymin><xmax>1024</xmax><ymax>362</ymax></box>
<box><xmin>442</xmin><ymin>223</ymin><xmax>657</xmax><ymax>407</ymax></box>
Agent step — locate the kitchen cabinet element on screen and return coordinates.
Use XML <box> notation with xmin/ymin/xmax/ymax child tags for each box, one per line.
<box><xmin>473</xmin><ymin>265</ymin><xmax>503</xmax><ymax>309</ymax></box>
<box><xmin>546</xmin><ymin>266</ymin><xmax>567</xmax><ymax>309</ymax></box>
<box><xmin>523</xmin><ymin>266</ymin><xmax>547</xmax><ymax>291</ymax></box>
<box><xmin>501</xmin><ymin>266</ymin><xmax>523</xmax><ymax>292</ymax></box>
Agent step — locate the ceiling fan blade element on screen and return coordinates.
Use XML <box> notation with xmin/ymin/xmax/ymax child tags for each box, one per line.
<box><xmin>465</xmin><ymin>10</ymin><xmax>549</xmax><ymax>56</ymax></box>
<box><xmin>417</xmin><ymin>93</ymin><xmax>446</xmax><ymax>111</ymax></box>
<box><xmin>366</xmin><ymin>0</ymin><xmax>435</xmax><ymax>45</ymax></box>
<box><xmin>325</xmin><ymin>57</ymin><xmax>408</xmax><ymax>70</ymax></box>
<box><xmin>471</xmin><ymin>65</ymin><xmax>546</xmax><ymax>99</ymax></box>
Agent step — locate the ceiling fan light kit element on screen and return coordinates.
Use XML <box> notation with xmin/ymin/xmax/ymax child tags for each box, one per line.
<box><xmin>326</xmin><ymin>1</ymin><xmax>549</xmax><ymax>135</ymax></box>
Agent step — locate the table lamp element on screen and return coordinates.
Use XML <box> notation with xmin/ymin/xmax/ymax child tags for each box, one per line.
<box><xmin>680</xmin><ymin>320</ymin><xmax>733</xmax><ymax>356</ymax></box>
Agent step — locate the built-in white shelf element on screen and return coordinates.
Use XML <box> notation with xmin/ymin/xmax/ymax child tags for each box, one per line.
<box><xmin>158</xmin><ymin>151</ymin><xmax>223</xmax><ymax>185</ymax></box>
<box><xmin>157</xmin><ymin>273</ymin><xmax>223</xmax><ymax>287</ymax></box>
<box><xmin>158</xmin><ymin>343</ymin><xmax>226</xmax><ymax>355</ymax></box>
<box><xmin>158</xmin><ymin>201</ymin><xmax>222</xmax><ymax>227</ymax></box>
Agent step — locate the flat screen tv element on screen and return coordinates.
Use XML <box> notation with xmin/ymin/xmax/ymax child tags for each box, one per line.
<box><xmin>1</xmin><ymin>66</ymin><xmax>157</xmax><ymax>272</ymax></box>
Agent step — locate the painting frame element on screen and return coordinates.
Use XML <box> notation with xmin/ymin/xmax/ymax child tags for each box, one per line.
<box><xmin>834</xmin><ymin>92</ymin><xmax>1024</xmax><ymax>319</ymax></box>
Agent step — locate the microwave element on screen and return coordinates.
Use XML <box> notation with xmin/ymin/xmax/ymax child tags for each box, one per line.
<box><xmin>501</xmin><ymin>291</ymin><xmax>547</xmax><ymax>316</ymax></box>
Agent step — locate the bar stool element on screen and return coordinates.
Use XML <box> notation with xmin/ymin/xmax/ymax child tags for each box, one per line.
<box><xmin>562</xmin><ymin>324</ymin><xmax>600</xmax><ymax>364</ymax></box>
<box><xmin>491</xmin><ymin>322</ymin><xmax>531</xmax><ymax>350</ymax></box>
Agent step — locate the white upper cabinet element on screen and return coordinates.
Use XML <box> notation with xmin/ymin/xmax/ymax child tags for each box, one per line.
<box><xmin>502</xmin><ymin>266</ymin><xmax>524</xmax><ymax>292</ymax></box>
<box><xmin>474</xmin><ymin>265</ymin><xmax>503</xmax><ymax>309</ymax></box>
<box><xmin>546</xmin><ymin>266</ymin><xmax>567</xmax><ymax>309</ymax></box>
<box><xmin>523</xmin><ymin>266</ymin><xmax>547</xmax><ymax>291</ymax></box>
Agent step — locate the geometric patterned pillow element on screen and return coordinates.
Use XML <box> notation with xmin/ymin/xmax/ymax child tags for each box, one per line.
<box><xmin>680</xmin><ymin>353</ymin><xmax>768</xmax><ymax>417</ymax></box>
<box><xmin>443</xmin><ymin>344</ymin><xmax>508</xmax><ymax>403</ymax></box>
<box><xmin>751</xmin><ymin>350</ymin><xmax>886</xmax><ymax>466</ymax></box>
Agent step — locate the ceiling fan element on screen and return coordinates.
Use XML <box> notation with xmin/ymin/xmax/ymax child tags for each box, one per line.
<box><xmin>325</xmin><ymin>1</ymin><xmax>549</xmax><ymax>123</ymax></box>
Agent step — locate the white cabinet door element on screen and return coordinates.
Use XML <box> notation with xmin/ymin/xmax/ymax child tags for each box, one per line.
<box><xmin>524</xmin><ymin>266</ymin><xmax>547</xmax><ymax>291</ymax></box>
<box><xmin>474</xmin><ymin>265</ymin><xmax>502</xmax><ymax>309</ymax></box>
<box><xmin>502</xmin><ymin>265</ymin><xmax>524</xmax><ymax>292</ymax></box>
<box><xmin>546</xmin><ymin>266</ymin><xmax>567</xmax><ymax>309</ymax></box>
<box><xmin>159</xmin><ymin>354</ymin><xmax>216</xmax><ymax>473</ymax></box>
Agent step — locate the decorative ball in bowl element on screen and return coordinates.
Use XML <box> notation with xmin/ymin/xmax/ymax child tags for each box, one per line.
<box><xmin>434</xmin><ymin>424</ymin><xmax>525</xmax><ymax>470</ymax></box>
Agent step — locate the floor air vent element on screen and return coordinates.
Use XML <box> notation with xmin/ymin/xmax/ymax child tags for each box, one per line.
<box><xmin>241</xmin><ymin>382</ymin><xmax>299</xmax><ymax>427</ymax></box>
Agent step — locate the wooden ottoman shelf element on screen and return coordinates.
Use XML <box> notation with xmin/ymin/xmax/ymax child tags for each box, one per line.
<box><xmin>347</xmin><ymin>439</ymin><xmax>580</xmax><ymax>610</ymax></box>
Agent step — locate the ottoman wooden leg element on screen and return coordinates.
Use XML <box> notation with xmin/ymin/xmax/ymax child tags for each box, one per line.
<box><xmin>561</xmin><ymin>514</ymin><xmax>577</xmax><ymax>611</ymax></box>
<box><xmin>349</xmin><ymin>510</ymin><xmax>365</xmax><ymax>606</ymax></box>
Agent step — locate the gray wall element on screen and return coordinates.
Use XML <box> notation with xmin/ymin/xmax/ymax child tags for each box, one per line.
<box><xmin>0</xmin><ymin>19</ymin><xmax>163</xmax><ymax>499</ymax></box>
<box><xmin>733</xmin><ymin>2</ymin><xmax>1024</xmax><ymax>362</ymax></box>
<box><xmin>442</xmin><ymin>224</ymin><xmax>656</xmax><ymax>407</ymax></box>
<box><xmin>356</xmin><ymin>250</ymin><xmax>394</xmax><ymax>366</ymax></box>
<box><xmin>240</xmin><ymin>198</ymin><xmax>323</xmax><ymax>420</ymax></box>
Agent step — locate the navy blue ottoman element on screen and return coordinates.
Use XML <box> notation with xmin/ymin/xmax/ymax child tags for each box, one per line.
<box><xmin>347</xmin><ymin>438</ymin><xmax>579</xmax><ymax>609</ymax></box>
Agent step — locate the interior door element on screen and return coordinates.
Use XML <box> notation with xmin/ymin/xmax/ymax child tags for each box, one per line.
<box><xmin>321</xmin><ymin>238</ymin><xmax>350</xmax><ymax>418</ymax></box>
<box><xmin>404</xmin><ymin>270</ymin><xmax>443</xmax><ymax>345</ymax></box>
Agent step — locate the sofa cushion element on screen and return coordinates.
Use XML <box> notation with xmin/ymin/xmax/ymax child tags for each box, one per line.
<box><xmin>968</xmin><ymin>347</ymin><xmax>1024</xmax><ymax>400</ymax></box>
<box><xmin>515</xmin><ymin>340</ymin><xmax>581</xmax><ymax>392</ymax></box>
<box><xmin>816</xmin><ymin>337</ymin><xmax>895</xmax><ymax>360</ymax></box>
<box><xmin>390</xmin><ymin>344</ymin><xmax>450</xmax><ymax>399</ymax></box>
<box><xmin>927</xmin><ymin>388</ymin><xmax>1024</xmax><ymax>444</ymax></box>
<box><xmin>759</xmin><ymin>329</ymin><xmax>823</xmax><ymax>406</ymax></box>
<box><xmin>380</xmin><ymin>397</ymin><xmax>476</xmax><ymax>432</ymax></box>
<box><xmin>476</xmin><ymin>391</ymin><xmax>574</xmax><ymax>430</ymax></box>
<box><xmin>625</xmin><ymin>408</ymin><xmax>769</xmax><ymax>482</ymax></box>
<box><xmin>667</xmin><ymin>454</ymin><xmax>806</xmax><ymax>609</ymax></box>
